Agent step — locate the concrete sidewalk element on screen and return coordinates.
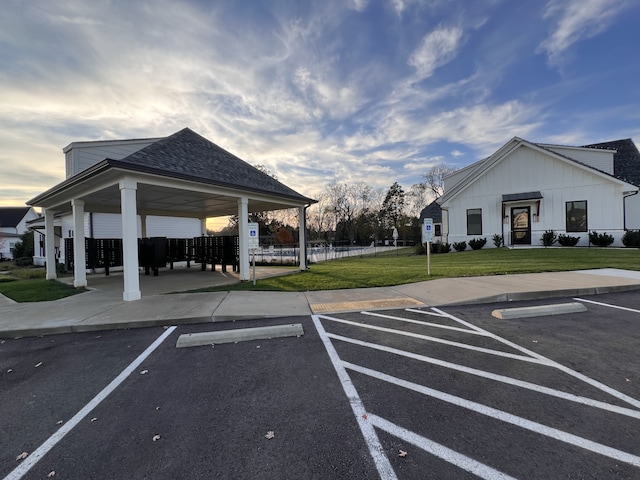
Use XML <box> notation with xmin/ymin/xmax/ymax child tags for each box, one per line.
<box><xmin>2</xmin><ymin>267</ymin><xmax>640</xmax><ymax>338</ymax></box>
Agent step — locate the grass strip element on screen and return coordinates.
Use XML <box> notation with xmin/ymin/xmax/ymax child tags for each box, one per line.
<box><xmin>0</xmin><ymin>279</ymin><xmax>85</xmax><ymax>302</ymax></box>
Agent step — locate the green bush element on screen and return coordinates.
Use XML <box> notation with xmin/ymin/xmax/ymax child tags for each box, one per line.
<box><xmin>540</xmin><ymin>229</ymin><xmax>558</xmax><ymax>247</ymax></box>
<box><xmin>438</xmin><ymin>243</ymin><xmax>451</xmax><ymax>253</ymax></box>
<box><xmin>415</xmin><ymin>243</ymin><xmax>426</xmax><ymax>255</ymax></box>
<box><xmin>558</xmin><ymin>234</ymin><xmax>580</xmax><ymax>247</ymax></box>
<box><xmin>468</xmin><ymin>238</ymin><xmax>487</xmax><ymax>250</ymax></box>
<box><xmin>452</xmin><ymin>241</ymin><xmax>467</xmax><ymax>252</ymax></box>
<box><xmin>622</xmin><ymin>230</ymin><xmax>640</xmax><ymax>247</ymax></box>
<box><xmin>492</xmin><ymin>234</ymin><xmax>503</xmax><ymax>247</ymax></box>
<box><xmin>589</xmin><ymin>231</ymin><xmax>614</xmax><ymax>247</ymax></box>
<box><xmin>15</xmin><ymin>257</ymin><xmax>33</xmax><ymax>267</ymax></box>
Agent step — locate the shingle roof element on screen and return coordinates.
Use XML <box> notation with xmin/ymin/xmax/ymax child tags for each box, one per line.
<box><xmin>0</xmin><ymin>207</ymin><xmax>31</xmax><ymax>228</ymax></box>
<box><xmin>109</xmin><ymin>128</ymin><xmax>313</xmax><ymax>203</ymax></box>
<box><xmin>419</xmin><ymin>200</ymin><xmax>442</xmax><ymax>223</ymax></box>
<box><xmin>581</xmin><ymin>139</ymin><xmax>640</xmax><ymax>186</ymax></box>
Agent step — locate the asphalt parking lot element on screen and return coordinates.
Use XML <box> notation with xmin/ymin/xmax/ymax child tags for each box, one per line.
<box><xmin>2</xmin><ymin>291</ymin><xmax>640</xmax><ymax>479</ymax></box>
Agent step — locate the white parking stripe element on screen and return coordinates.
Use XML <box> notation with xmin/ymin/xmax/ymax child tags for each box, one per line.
<box><xmin>369</xmin><ymin>414</ymin><xmax>518</xmax><ymax>480</ymax></box>
<box><xmin>327</xmin><ymin>333</ymin><xmax>640</xmax><ymax>420</ymax></box>
<box><xmin>5</xmin><ymin>326</ymin><xmax>177</xmax><ymax>480</ymax></box>
<box><xmin>345</xmin><ymin>361</ymin><xmax>640</xmax><ymax>468</ymax></box>
<box><xmin>574</xmin><ymin>297</ymin><xmax>640</xmax><ymax>313</ymax></box>
<box><xmin>311</xmin><ymin>315</ymin><xmax>397</xmax><ymax>480</ymax></box>
<box><xmin>430</xmin><ymin>307</ymin><xmax>640</xmax><ymax>410</ymax></box>
<box><xmin>362</xmin><ymin>311</ymin><xmax>489</xmax><ymax>336</ymax></box>
<box><xmin>318</xmin><ymin>314</ymin><xmax>549</xmax><ymax>365</ymax></box>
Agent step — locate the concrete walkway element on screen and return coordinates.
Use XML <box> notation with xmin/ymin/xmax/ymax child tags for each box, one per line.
<box><xmin>2</xmin><ymin>267</ymin><xmax>640</xmax><ymax>338</ymax></box>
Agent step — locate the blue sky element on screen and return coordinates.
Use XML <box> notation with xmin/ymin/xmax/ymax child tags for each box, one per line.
<box><xmin>2</xmin><ymin>0</ymin><xmax>640</xmax><ymax>213</ymax></box>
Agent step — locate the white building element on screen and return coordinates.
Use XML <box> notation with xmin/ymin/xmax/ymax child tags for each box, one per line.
<box><xmin>0</xmin><ymin>207</ymin><xmax>39</xmax><ymax>260</ymax></box>
<box><xmin>436</xmin><ymin>137</ymin><xmax>640</xmax><ymax>247</ymax></box>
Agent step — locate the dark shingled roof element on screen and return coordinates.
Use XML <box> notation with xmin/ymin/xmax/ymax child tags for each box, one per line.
<box><xmin>581</xmin><ymin>139</ymin><xmax>640</xmax><ymax>187</ymax></box>
<box><xmin>0</xmin><ymin>207</ymin><xmax>31</xmax><ymax>229</ymax></box>
<box><xmin>108</xmin><ymin>128</ymin><xmax>313</xmax><ymax>203</ymax></box>
<box><xmin>419</xmin><ymin>200</ymin><xmax>442</xmax><ymax>223</ymax></box>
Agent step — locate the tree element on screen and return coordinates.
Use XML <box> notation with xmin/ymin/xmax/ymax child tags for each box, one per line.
<box><xmin>422</xmin><ymin>163</ymin><xmax>456</xmax><ymax>200</ymax></box>
<box><xmin>12</xmin><ymin>231</ymin><xmax>34</xmax><ymax>260</ymax></box>
<box><xmin>379</xmin><ymin>182</ymin><xmax>406</xmax><ymax>230</ymax></box>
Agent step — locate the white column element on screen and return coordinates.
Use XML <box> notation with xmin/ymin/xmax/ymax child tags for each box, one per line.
<box><xmin>237</xmin><ymin>197</ymin><xmax>250</xmax><ymax>281</ymax></box>
<box><xmin>44</xmin><ymin>208</ymin><xmax>57</xmax><ymax>280</ymax></box>
<box><xmin>299</xmin><ymin>206</ymin><xmax>307</xmax><ymax>271</ymax></box>
<box><xmin>200</xmin><ymin>218</ymin><xmax>207</xmax><ymax>236</ymax></box>
<box><xmin>120</xmin><ymin>178</ymin><xmax>141</xmax><ymax>301</ymax></box>
<box><xmin>71</xmin><ymin>199</ymin><xmax>87</xmax><ymax>288</ymax></box>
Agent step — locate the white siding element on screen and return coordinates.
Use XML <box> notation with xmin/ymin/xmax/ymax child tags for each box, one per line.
<box><xmin>65</xmin><ymin>139</ymin><xmax>161</xmax><ymax>178</ymax></box>
<box><xmin>443</xmin><ymin>145</ymin><xmax>628</xmax><ymax>246</ymax></box>
<box><xmin>544</xmin><ymin>146</ymin><xmax>614</xmax><ymax>174</ymax></box>
<box><xmin>146</xmin><ymin>216</ymin><xmax>202</xmax><ymax>238</ymax></box>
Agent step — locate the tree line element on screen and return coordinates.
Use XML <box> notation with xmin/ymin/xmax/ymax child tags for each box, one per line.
<box><xmin>217</xmin><ymin>164</ymin><xmax>455</xmax><ymax>247</ymax></box>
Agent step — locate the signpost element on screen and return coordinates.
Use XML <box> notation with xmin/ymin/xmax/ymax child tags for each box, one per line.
<box><xmin>248</xmin><ymin>222</ymin><xmax>259</xmax><ymax>285</ymax></box>
<box><xmin>422</xmin><ymin>218</ymin><xmax>433</xmax><ymax>275</ymax></box>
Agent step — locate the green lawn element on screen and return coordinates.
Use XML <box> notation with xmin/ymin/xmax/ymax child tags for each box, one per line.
<box><xmin>186</xmin><ymin>247</ymin><xmax>640</xmax><ymax>293</ymax></box>
<box><xmin>1</xmin><ymin>247</ymin><xmax>639</xmax><ymax>301</ymax></box>
<box><xmin>0</xmin><ymin>278</ymin><xmax>84</xmax><ymax>302</ymax></box>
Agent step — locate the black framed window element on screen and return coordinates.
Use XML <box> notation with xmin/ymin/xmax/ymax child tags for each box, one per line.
<box><xmin>466</xmin><ymin>208</ymin><xmax>482</xmax><ymax>235</ymax></box>
<box><xmin>435</xmin><ymin>224</ymin><xmax>442</xmax><ymax>236</ymax></box>
<box><xmin>566</xmin><ymin>201</ymin><xmax>587</xmax><ymax>232</ymax></box>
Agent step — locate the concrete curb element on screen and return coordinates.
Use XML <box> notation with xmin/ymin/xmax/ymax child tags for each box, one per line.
<box><xmin>492</xmin><ymin>302</ymin><xmax>587</xmax><ymax>320</ymax></box>
<box><xmin>176</xmin><ymin>323</ymin><xmax>304</xmax><ymax>348</ymax></box>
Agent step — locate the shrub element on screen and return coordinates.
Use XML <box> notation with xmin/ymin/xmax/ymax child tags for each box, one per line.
<box><xmin>415</xmin><ymin>243</ymin><xmax>426</xmax><ymax>255</ymax></box>
<box><xmin>15</xmin><ymin>257</ymin><xmax>33</xmax><ymax>267</ymax></box>
<box><xmin>588</xmin><ymin>231</ymin><xmax>614</xmax><ymax>247</ymax></box>
<box><xmin>558</xmin><ymin>234</ymin><xmax>580</xmax><ymax>247</ymax></box>
<box><xmin>540</xmin><ymin>230</ymin><xmax>558</xmax><ymax>247</ymax></box>
<box><xmin>622</xmin><ymin>230</ymin><xmax>640</xmax><ymax>247</ymax></box>
<box><xmin>492</xmin><ymin>234</ymin><xmax>503</xmax><ymax>247</ymax></box>
<box><xmin>469</xmin><ymin>238</ymin><xmax>487</xmax><ymax>250</ymax></box>
<box><xmin>438</xmin><ymin>243</ymin><xmax>451</xmax><ymax>253</ymax></box>
<box><xmin>453</xmin><ymin>241</ymin><xmax>467</xmax><ymax>252</ymax></box>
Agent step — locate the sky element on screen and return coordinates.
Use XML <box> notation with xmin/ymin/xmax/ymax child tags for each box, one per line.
<box><xmin>2</xmin><ymin>0</ymin><xmax>640</xmax><ymax>218</ymax></box>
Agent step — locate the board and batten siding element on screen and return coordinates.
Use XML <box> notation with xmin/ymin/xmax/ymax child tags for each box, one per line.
<box><xmin>64</xmin><ymin>139</ymin><xmax>161</xmax><ymax>178</ymax></box>
<box><xmin>443</xmin><ymin>146</ymin><xmax>627</xmax><ymax>246</ymax></box>
<box><xmin>91</xmin><ymin>213</ymin><xmax>202</xmax><ymax>239</ymax></box>
<box><xmin>543</xmin><ymin>145</ymin><xmax>614</xmax><ymax>175</ymax></box>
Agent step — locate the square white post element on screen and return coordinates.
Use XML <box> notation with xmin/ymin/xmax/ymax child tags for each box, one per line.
<box><xmin>71</xmin><ymin>199</ymin><xmax>87</xmax><ymax>288</ymax></box>
<box><xmin>44</xmin><ymin>208</ymin><xmax>57</xmax><ymax>280</ymax></box>
<box><xmin>120</xmin><ymin>178</ymin><xmax>141</xmax><ymax>301</ymax></box>
<box><xmin>299</xmin><ymin>206</ymin><xmax>307</xmax><ymax>271</ymax></box>
<box><xmin>237</xmin><ymin>197</ymin><xmax>250</xmax><ymax>281</ymax></box>
<box><xmin>200</xmin><ymin>218</ymin><xmax>207</xmax><ymax>236</ymax></box>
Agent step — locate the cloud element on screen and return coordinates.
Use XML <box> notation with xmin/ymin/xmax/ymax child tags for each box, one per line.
<box><xmin>408</xmin><ymin>26</ymin><xmax>464</xmax><ymax>79</ymax></box>
<box><xmin>538</xmin><ymin>0</ymin><xmax>629</xmax><ymax>66</ymax></box>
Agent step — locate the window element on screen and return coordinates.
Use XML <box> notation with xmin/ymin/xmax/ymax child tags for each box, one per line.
<box><xmin>566</xmin><ymin>201</ymin><xmax>587</xmax><ymax>232</ymax></box>
<box><xmin>466</xmin><ymin>208</ymin><xmax>482</xmax><ymax>235</ymax></box>
<box><xmin>435</xmin><ymin>224</ymin><xmax>442</xmax><ymax>237</ymax></box>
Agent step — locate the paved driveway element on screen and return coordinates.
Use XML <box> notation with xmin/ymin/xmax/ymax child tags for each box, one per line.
<box><xmin>2</xmin><ymin>291</ymin><xmax>640</xmax><ymax>479</ymax></box>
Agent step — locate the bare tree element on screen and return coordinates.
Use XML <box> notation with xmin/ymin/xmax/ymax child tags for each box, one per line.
<box><xmin>422</xmin><ymin>163</ymin><xmax>456</xmax><ymax>200</ymax></box>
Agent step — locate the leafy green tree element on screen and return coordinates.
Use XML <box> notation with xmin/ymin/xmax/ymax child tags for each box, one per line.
<box><xmin>379</xmin><ymin>182</ymin><xmax>406</xmax><ymax>230</ymax></box>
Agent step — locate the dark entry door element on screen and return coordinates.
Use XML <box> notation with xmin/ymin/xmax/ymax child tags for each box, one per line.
<box><xmin>511</xmin><ymin>207</ymin><xmax>531</xmax><ymax>245</ymax></box>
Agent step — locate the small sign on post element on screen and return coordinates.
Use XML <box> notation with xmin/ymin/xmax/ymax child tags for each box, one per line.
<box><xmin>422</xmin><ymin>218</ymin><xmax>434</xmax><ymax>275</ymax></box>
<box><xmin>248</xmin><ymin>222</ymin><xmax>259</xmax><ymax>284</ymax></box>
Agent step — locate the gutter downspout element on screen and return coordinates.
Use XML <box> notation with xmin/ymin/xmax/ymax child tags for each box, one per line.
<box><xmin>623</xmin><ymin>190</ymin><xmax>638</xmax><ymax>231</ymax></box>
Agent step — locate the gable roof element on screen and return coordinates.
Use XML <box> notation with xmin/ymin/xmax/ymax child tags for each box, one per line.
<box><xmin>107</xmin><ymin>128</ymin><xmax>312</xmax><ymax>202</ymax></box>
<box><xmin>581</xmin><ymin>138</ymin><xmax>640</xmax><ymax>186</ymax></box>
<box><xmin>438</xmin><ymin>137</ymin><xmax>638</xmax><ymax>206</ymax></box>
<box><xmin>0</xmin><ymin>207</ymin><xmax>32</xmax><ymax>228</ymax></box>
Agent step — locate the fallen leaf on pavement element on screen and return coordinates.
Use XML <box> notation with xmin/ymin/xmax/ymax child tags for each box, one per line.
<box><xmin>47</xmin><ymin>471</ymin><xmax>56</xmax><ymax>478</ymax></box>
<box><xmin>362</xmin><ymin>414</ymin><xmax>368</xmax><ymax>420</ymax></box>
<box><xmin>16</xmin><ymin>452</ymin><xmax>28</xmax><ymax>461</ymax></box>
<box><xmin>6</xmin><ymin>369</ymin><xmax>12</xmax><ymax>373</ymax></box>
<box><xmin>90</xmin><ymin>417</ymin><xmax>98</xmax><ymax>422</ymax></box>
<box><xmin>140</xmin><ymin>369</ymin><xmax>148</xmax><ymax>375</ymax></box>
<box><xmin>35</xmin><ymin>362</ymin><xmax>43</xmax><ymax>368</ymax></box>
<box><xmin>399</xmin><ymin>450</ymin><xmax>408</xmax><ymax>457</ymax></box>
<box><xmin>265</xmin><ymin>431</ymin><xmax>275</xmax><ymax>440</ymax></box>
<box><xmin>153</xmin><ymin>435</ymin><xmax>161</xmax><ymax>442</ymax></box>
<box><xmin>56</xmin><ymin>420</ymin><xmax>64</xmax><ymax>425</ymax></box>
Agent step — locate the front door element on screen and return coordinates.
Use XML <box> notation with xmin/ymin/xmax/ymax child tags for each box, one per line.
<box><xmin>511</xmin><ymin>207</ymin><xmax>531</xmax><ymax>245</ymax></box>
